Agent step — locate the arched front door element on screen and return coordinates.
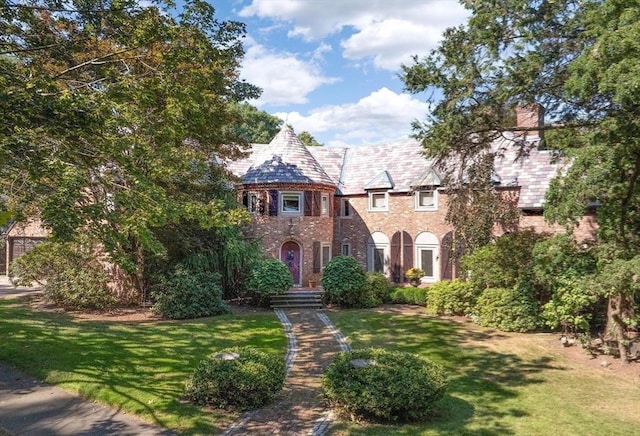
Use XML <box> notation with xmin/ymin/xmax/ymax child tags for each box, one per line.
<box><xmin>280</xmin><ymin>241</ymin><xmax>301</xmax><ymax>286</ymax></box>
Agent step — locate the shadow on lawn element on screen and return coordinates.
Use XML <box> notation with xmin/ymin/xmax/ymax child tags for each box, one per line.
<box><xmin>0</xmin><ymin>299</ymin><xmax>284</xmax><ymax>435</ymax></box>
<box><xmin>329</xmin><ymin>310</ymin><xmax>566</xmax><ymax>435</ymax></box>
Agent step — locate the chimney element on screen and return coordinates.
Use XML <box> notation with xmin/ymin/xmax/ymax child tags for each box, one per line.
<box><xmin>514</xmin><ymin>103</ymin><xmax>544</xmax><ymax>141</ymax></box>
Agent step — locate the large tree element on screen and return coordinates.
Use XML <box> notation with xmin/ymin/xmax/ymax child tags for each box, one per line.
<box><xmin>231</xmin><ymin>102</ymin><xmax>283</xmax><ymax>143</ymax></box>
<box><xmin>402</xmin><ymin>0</ymin><xmax>640</xmax><ymax>361</ymax></box>
<box><xmin>0</xmin><ymin>0</ymin><xmax>260</xmax><ymax>294</ymax></box>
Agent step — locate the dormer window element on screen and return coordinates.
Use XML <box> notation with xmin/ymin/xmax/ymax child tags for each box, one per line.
<box><xmin>415</xmin><ymin>189</ymin><xmax>438</xmax><ymax>211</ymax></box>
<box><xmin>368</xmin><ymin>191</ymin><xmax>388</xmax><ymax>212</ymax></box>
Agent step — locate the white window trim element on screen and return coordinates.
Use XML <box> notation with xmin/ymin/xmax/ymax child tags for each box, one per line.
<box><xmin>416</xmin><ymin>245</ymin><xmax>439</xmax><ymax>283</ymax></box>
<box><xmin>341</xmin><ymin>242</ymin><xmax>351</xmax><ymax>256</ymax></box>
<box><xmin>414</xmin><ymin>189</ymin><xmax>438</xmax><ymax>211</ymax></box>
<box><xmin>280</xmin><ymin>191</ymin><xmax>302</xmax><ymax>215</ymax></box>
<box><xmin>321</xmin><ymin>194</ymin><xmax>329</xmax><ymax>216</ymax></box>
<box><xmin>368</xmin><ymin>191</ymin><xmax>389</xmax><ymax>212</ymax></box>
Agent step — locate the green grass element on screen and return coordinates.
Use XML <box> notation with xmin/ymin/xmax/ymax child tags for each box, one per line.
<box><xmin>327</xmin><ymin>310</ymin><xmax>640</xmax><ymax>435</ymax></box>
<box><xmin>0</xmin><ymin>299</ymin><xmax>285</xmax><ymax>435</ymax></box>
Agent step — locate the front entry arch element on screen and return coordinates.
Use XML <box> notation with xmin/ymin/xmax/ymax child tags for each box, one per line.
<box><xmin>280</xmin><ymin>241</ymin><xmax>302</xmax><ymax>286</ymax></box>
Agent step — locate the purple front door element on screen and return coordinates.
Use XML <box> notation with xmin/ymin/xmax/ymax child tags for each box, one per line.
<box><xmin>280</xmin><ymin>241</ymin><xmax>301</xmax><ymax>286</ymax></box>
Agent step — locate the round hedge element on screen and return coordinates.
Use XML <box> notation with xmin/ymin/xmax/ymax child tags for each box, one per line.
<box><xmin>321</xmin><ymin>256</ymin><xmax>367</xmax><ymax>307</ymax></box>
<box><xmin>322</xmin><ymin>348</ymin><xmax>447</xmax><ymax>422</ymax></box>
<box><xmin>246</xmin><ymin>258</ymin><xmax>293</xmax><ymax>307</ymax></box>
<box><xmin>184</xmin><ymin>347</ymin><xmax>286</xmax><ymax>411</ymax></box>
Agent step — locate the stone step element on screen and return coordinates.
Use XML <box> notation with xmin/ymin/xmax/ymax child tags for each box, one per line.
<box><xmin>270</xmin><ymin>290</ymin><xmax>325</xmax><ymax>309</ymax></box>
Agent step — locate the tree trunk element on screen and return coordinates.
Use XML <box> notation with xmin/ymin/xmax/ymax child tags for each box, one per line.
<box><xmin>605</xmin><ymin>293</ymin><xmax>630</xmax><ymax>364</ymax></box>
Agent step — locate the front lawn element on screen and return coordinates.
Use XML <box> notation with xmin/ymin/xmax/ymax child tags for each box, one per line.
<box><xmin>0</xmin><ymin>299</ymin><xmax>285</xmax><ymax>435</ymax></box>
<box><xmin>328</xmin><ymin>309</ymin><xmax>640</xmax><ymax>435</ymax></box>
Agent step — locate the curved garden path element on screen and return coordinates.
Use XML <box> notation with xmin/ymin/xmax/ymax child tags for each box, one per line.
<box><xmin>223</xmin><ymin>309</ymin><xmax>350</xmax><ymax>435</ymax></box>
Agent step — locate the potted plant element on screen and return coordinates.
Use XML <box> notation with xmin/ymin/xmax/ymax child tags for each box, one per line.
<box><xmin>308</xmin><ymin>273</ymin><xmax>321</xmax><ymax>288</ymax></box>
<box><xmin>405</xmin><ymin>267</ymin><xmax>425</xmax><ymax>287</ymax></box>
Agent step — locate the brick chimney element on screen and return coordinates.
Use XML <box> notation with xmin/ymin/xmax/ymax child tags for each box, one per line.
<box><xmin>514</xmin><ymin>103</ymin><xmax>544</xmax><ymax>140</ymax></box>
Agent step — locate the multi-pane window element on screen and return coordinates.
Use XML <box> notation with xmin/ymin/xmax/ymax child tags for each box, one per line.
<box><xmin>368</xmin><ymin>192</ymin><xmax>388</xmax><ymax>211</ymax></box>
<box><xmin>415</xmin><ymin>190</ymin><xmax>437</xmax><ymax>210</ymax></box>
<box><xmin>321</xmin><ymin>194</ymin><xmax>329</xmax><ymax>215</ymax></box>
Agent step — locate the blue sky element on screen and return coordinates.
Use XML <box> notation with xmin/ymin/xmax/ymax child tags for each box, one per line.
<box><xmin>212</xmin><ymin>0</ymin><xmax>469</xmax><ymax>147</ymax></box>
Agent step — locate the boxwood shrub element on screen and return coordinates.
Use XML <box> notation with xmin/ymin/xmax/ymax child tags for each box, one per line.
<box><xmin>322</xmin><ymin>348</ymin><xmax>447</xmax><ymax>422</ymax></box>
<box><xmin>426</xmin><ymin>280</ymin><xmax>479</xmax><ymax>316</ymax></box>
<box><xmin>184</xmin><ymin>347</ymin><xmax>286</xmax><ymax>411</ymax></box>
<box><xmin>474</xmin><ymin>285</ymin><xmax>542</xmax><ymax>332</ymax></box>
<box><xmin>389</xmin><ymin>286</ymin><xmax>427</xmax><ymax>305</ymax></box>
<box><xmin>151</xmin><ymin>268</ymin><xmax>229</xmax><ymax>319</ymax></box>
<box><xmin>246</xmin><ymin>257</ymin><xmax>293</xmax><ymax>307</ymax></box>
<box><xmin>321</xmin><ymin>256</ymin><xmax>368</xmax><ymax>307</ymax></box>
<box><xmin>364</xmin><ymin>272</ymin><xmax>393</xmax><ymax>307</ymax></box>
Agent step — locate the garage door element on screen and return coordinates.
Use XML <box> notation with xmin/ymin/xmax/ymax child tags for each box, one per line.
<box><xmin>9</xmin><ymin>237</ymin><xmax>44</xmax><ymax>265</ymax></box>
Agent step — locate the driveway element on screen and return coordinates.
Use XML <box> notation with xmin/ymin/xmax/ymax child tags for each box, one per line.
<box><xmin>0</xmin><ymin>275</ymin><xmax>41</xmax><ymax>299</ymax></box>
<box><xmin>0</xmin><ymin>276</ymin><xmax>175</xmax><ymax>435</ymax></box>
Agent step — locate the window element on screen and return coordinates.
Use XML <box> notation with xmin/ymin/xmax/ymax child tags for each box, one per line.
<box><xmin>368</xmin><ymin>191</ymin><xmax>388</xmax><ymax>211</ymax></box>
<box><xmin>280</xmin><ymin>192</ymin><xmax>302</xmax><ymax>215</ymax></box>
<box><xmin>321</xmin><ymin>194</ymin><xmax>329</xmax><ymax>215</ymax></box>
<box><xmin>341</xmin><ymin>242</ymin><xmax>350</xmax><ymax>256</ymax></box>
<box><xmin>415</xmin><ymin>232</ymin><xmax>439</xmax><ymax>283</ymax></box>
<box><xmin>415</xmin><ymin>190</ymin><xmax>438</xmax><ymax>211</ymax></box>
<box><xmin>248</xmin><ymin>193</ymin><xmax>259</xmax><ymax>213</ymax></box>
<box><xmin>373</xmin><ymin>248</ymin><xmax>385</xmax><ymax>273</ymax></box>
<box><xmin>367</xmin><ymin>231</ymin><xmax>389</xmax><ymax>274</ymax></box>
<box><xmin>420</xmin><ymin>249</ymin><xmax>434</xmax><ymax>277</ymax></box>
<box><xmin>321</xmin><ymin>244</ymin><xmax>331</xmax><ymax>268</ymax></box>
<box><xmin>340</xmin><ymin>198</ymin><xmax>351</xmax><ymax>217</ymax></box>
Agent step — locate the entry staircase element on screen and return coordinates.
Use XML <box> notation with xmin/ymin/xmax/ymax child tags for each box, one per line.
<box><xmin>270</xmin><ymin>288</ymin><xmax>324</xmax><ymax>309</ymax></box>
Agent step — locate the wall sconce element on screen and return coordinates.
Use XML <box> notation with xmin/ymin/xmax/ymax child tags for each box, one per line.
<box><xmin>288</xmin><ymin>218</ymin><xmax>295</xmax><ymax>236</ymax></box>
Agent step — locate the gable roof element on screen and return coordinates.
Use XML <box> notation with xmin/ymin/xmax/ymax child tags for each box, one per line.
<box><xmin>225</xmin><ymin>125</ymin><xmax>335</xmax><ymax>187</ymax></box>
<box><xmin>364</xmin><ymin>171</ymin><xmax>394</xmax><ymax>190</ymax></box>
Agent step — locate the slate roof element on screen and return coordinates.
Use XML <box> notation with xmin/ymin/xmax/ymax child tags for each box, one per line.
<box><xmin>336</xmin><ymin>140</ymin><xmax>432</xmax><ymax>195</ymax></box>
<box><xmin>492</xmin><ymin>134</ymin><xmax>568</xmax><ymax>209</ymax></box>
<box><xmin>225</xmin><ymin>130</ymin><xmax>565</xmax><ymax>210</ymax></box>
<box><xmin>225</xmin><ymin>125</ymin><xmax>335</xmax><ymax>187</ymax></box>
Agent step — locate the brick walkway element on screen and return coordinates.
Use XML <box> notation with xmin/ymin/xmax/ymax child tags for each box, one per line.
<box><xmin>224</xmin><ymin>309</ymin><xmax>347</xmax><ymax>435</ymax></box>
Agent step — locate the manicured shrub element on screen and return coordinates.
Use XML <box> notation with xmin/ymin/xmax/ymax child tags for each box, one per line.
<box><xmin>152</xmin><ymin>268</ymin><xmax>229</xmax><ymax>319</ymax></box>
<box><xmin>365</xmin><ymin>272</ymin><xmax>393</xmax><ymax>306</ymax></box>
<box><xmin>323</xmin><ymin>348</ymin><xmax>447</xmax><ymax>422</ymax></box>
<box><xmin>412</xmin><ymin>287</ymin><xmax>428</xmax><ymax>305</ymax></box>
<box><xmin>245</xmin><ymin>257</ymin><xmax>293</xmax><ymax>307</ymax></box>
<box><xmin>184</xmin><ymin>347</ymin><xmax>285</xmax><ymax>411</ymax></box>
<box><xmin>473</xmin><ymin>285</ymin><xmax>542</xmax><ymax>332</ymax></box>
<box><xmin>321</xmin><ymin>256</ymin><xmax>368</xmax><ymax>307</ymax></box>
<box><xmin>389</xmin><ymin>287</ymin><xmax>412</xmax><ymax>304</ymax></box>
<box><xmin>10</xmin><ymin>240</ymin><xmax>117</xmax><ymax>310</ymax></box>
<box><xmin>426</xmin><ymin>280</ymin><xmax>479</xmax><ymax>316</ymax></box>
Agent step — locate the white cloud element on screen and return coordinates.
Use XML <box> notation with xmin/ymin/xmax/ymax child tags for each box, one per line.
<box><xmin>341</xmin><ymin>19</ymin><xmax>443</xmax><ymax>70</ymax></box>
<box><xmin>275</xmin><ymin>87</ymin><xmax>430</xmax><ymax>146</ymax></box>
<box><xmin>240</xmin><ymin>0</ymin><xmax>468</xmax><ymax>71</ymax></box>
<box><xmin>240</xmin><ymin>41</ymin><xmax>339</xmax><ymax>106</ymax></box>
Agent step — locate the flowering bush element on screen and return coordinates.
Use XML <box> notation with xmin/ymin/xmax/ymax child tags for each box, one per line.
<box><xmin>405</xmin><ymin>267</ymin><xmax>425</xmax><ymax>285</ymax></box>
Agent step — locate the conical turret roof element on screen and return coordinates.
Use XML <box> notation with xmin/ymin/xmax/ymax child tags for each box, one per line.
<box><xmin>240</xmin><ymin>125</ymin><xmax>335</xmax><ymax>187</ymax></box>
